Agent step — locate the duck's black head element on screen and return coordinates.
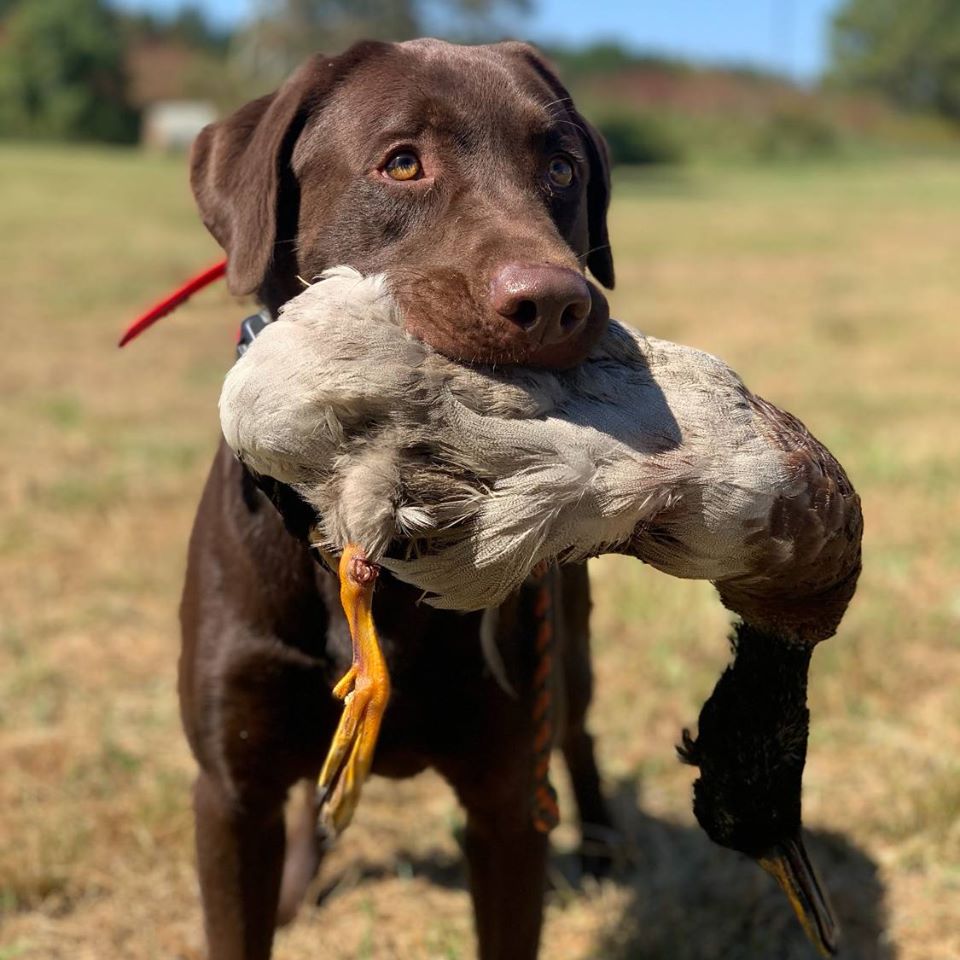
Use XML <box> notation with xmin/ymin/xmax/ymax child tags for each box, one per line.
<box><xmin>678</xmin><ymin>622</ymin><xmax>839</xmax><ymax>957</ymax></box>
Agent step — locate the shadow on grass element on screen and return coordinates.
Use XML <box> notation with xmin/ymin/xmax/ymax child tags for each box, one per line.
<box><xmin>579</xmin><ymin>778</ymin><xmax>894</xmax><ymax>960</ymax></box>
<box><xmin>314</xmin><ymin>777</ymin><xmax>893</xmax><ymax>960</ymax></box>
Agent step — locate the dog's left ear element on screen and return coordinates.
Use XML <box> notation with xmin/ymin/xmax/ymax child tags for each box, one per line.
<box><xmin>504</xmin><ymin>43</ymin><xmax>615</xmax><ymax>290</ymax></box>
<box><xmin>190</xmin><ymin>41</ymin><xmax>391</xmax><ymax>298</ymax></box>
<box><xmin>576</xmin><ymin>114</ymin><xmax>614</xmax><ymax>289</ymax></box>
<box><xmin>190</xmin><ymin>55</ymin><xmax>331</xmax><ymax>297</ymax></box>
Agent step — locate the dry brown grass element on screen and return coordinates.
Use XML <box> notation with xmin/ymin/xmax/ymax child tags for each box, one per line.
<box><xmin>1</xmin><ymin>145</ymin><xmax>958</xmax><ymax>959</ymax></box>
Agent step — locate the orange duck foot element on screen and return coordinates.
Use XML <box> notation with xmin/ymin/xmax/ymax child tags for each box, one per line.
<box><xmin>317</xmin><ymin>544</ymin><xmax>390</xmax><ymax>836</ymax></box>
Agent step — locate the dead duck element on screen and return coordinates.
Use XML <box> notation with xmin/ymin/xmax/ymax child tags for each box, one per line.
<box><xmin>219</xmin><ymin>266</ymin><xmax>862</xmax><ymax>955</ymax></box>
<box><xmin>676</xmin><ymin>621</ymin><xmax>839</xmax><ymax>955</ymax></box>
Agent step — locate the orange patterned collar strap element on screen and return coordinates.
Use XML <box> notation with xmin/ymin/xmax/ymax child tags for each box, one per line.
<box><xmin>530</xmin><ymin>571</ymin><xmax>560</xmax><ymax>834</ymax></box>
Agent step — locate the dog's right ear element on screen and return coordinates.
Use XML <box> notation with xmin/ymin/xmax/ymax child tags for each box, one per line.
<box><xmin>190</xmin><ymin>55</ymin><xmax>333</xmax><ymax>297</ymax></box>
<box><xmin>501</xmin><ymin>42</ymin><xmax>615</xmax><ymax>290</ymax></box>
<box><xmin>575</xmin><ymin>114</ymin><xmax>614</xmax><ymax>290</ymax></box>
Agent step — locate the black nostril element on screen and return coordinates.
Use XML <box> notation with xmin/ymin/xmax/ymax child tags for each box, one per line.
<box><xmin>560</xmin><ymin>305</ymin><xmax>585</xmax><ymax>331</ymax></box>
<box><xmin>511</xmin><ymin>300</ymin><xmax>539</xmax><ymax>330</ymax></box>
<box><xmin>490</xmin><ymin>263</ymin><xmax>593</xmax><ymax>348</ymax></box>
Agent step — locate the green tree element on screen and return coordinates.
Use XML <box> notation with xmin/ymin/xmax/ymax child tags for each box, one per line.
<box><xmin>0</xmin><ymin>0</ymin><xmax>139</xmax><ymax>142</ymax></box>
<box><xmin>546</xmin><ymin>42</ymin><xmax>684</xmax><ymax>82</ymax></box>
<box><xmin>829</xmin><ymin>0</ymin><xmax>960</xmax><ymax>121</ymax></box>
<box><xmin>235</xmin><ymin>0</ymin><xmax>530</xmax><ymax>92</ymax></box>
<box><xmin>121</xmin><ymin>4</ymin><xmax>231</xmax><ymax>54</ymax></box>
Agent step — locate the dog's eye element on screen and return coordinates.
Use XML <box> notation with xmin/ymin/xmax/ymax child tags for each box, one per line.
<box><xmin>384</xmin><ymin>151</ymin><xmax>422</xmax><ymax>181</ymax></box>
<box><xmin>547</xmin><ymin>155</ymin><xmax>575</xmax><ymax>188</ymax></box>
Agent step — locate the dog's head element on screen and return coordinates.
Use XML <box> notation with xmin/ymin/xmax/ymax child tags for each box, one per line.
<box><xmin>191</xmin><ymin>39</ymin><xmax>614</xmax><ymax>369</ymax></box>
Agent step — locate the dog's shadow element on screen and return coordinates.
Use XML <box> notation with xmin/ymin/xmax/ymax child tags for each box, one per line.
<box><xmin>314</xmin><ymin>777</ymin><xmax>893</xmax><ymax>959</ymax></box>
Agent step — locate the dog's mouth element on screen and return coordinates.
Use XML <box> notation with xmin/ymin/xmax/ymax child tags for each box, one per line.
<box><xmin>390</xmin><ymin>267</ymin><xmax>610</xmax><ymax>370</ymax></box>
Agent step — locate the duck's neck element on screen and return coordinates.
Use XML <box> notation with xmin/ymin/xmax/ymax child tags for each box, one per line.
<box><xmin>686</xmin><ymin>622</ymin><xmax>813</xmax><ymax>854</ymax></box>
<box><xmin>725</xmin><ymin>622</ymin><xmax>812</xmax><ymax>726</ymax></box>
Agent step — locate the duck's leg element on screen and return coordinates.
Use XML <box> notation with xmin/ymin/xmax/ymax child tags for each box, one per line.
<box><xmin>317</xmin><ymin>544</ymin><xmax>390</xmax><ymax>836</ymax></box>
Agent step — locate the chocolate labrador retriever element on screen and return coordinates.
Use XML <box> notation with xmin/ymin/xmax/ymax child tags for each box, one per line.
<box><xmin>180</xmin><ymin>38</ymin><xmax>616</xmax><ymax>960</ymax></box>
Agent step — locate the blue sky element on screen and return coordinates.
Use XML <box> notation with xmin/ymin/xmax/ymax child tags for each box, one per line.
<box><xmin>116</xmin><ymin>0</ymin><xmax>843</xmax><ymax>81</ymax></box>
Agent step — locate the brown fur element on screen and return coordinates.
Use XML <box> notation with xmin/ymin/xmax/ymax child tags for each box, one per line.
<box><xmin>181</xmin><ymin>39</ymin><xmax>616</xmax><ymax>960</ymax></box>
<box><xmin>191</xmin><ymin>39</ymin><xmax>612</xmax><ymax>367</ymax></box>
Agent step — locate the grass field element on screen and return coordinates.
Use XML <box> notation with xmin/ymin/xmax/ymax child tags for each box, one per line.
<box><xmin>1</xmin><ymin>144</ymin><xmax>959</xmax><ymax>959</ymax></box>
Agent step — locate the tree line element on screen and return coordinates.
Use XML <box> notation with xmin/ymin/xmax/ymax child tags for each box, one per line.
<box><xmin>0</xmin><ymin>0</ymin><xmax>957</xmax><ymax>144</ymax></box>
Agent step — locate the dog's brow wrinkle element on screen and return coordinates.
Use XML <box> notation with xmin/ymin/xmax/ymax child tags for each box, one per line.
<box><xmin>551</xmin><ymin>118</ymin><xmax>587</xmax><ymax>137</ymax></box>
<box><xmin>545</xmin><ymin>101</ymin><xmax>574</xmax><ymax>123</ymax></box>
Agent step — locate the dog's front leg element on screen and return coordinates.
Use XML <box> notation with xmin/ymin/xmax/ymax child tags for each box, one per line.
<box><xmin>194</xmin><ymin>771</ymin><xmax>286</xmax><ymax>960</ymax></box>
<box><xmin>556</xmin><ymin>564</ymin><xmax>618</xmax><ymax>877</ymax></box>
<box><xmin>463</xmin><ymin>810</ymin><xmax>549</xmax><ymax>960</ymax></box>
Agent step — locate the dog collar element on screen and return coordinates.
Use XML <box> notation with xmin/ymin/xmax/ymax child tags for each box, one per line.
<box><xmin>236</xmin><ymin>308</ymin><xmax>274</xmax><ymax>358</ymax></box>
<box><xmin>118</xmin><ymin>258</ymin><xmax>276</xmax><ymax>362</ymax></box>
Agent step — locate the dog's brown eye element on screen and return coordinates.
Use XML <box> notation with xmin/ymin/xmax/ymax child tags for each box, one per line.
<box><xmin>547</xmin><ymin>156</ymin><xmax>574</xmax><ymax>188</ymax></box>
<box><xmin>384</xmin><ymin>151</ymin><xmax>421</xmax><ymax>181</ymax></box>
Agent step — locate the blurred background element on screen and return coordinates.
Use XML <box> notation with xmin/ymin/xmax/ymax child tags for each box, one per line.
<box><xmin>1</xmin><ymin>1</ymin><xmax>958</xmax><ymax>958</ymax></box>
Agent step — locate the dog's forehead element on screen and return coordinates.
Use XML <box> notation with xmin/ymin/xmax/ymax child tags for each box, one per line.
<box><xmin>298</xmin><ymin>41</ymin><xmax>562</xmax><ymax>156</ymax></box>
<box><xmin>387</xmin><ymin>39</ymin><xmax>554</xmax><ymax>112</ymax></box>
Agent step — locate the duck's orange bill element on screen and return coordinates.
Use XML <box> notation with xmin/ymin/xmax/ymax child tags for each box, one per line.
<box><xmin>758</xmin><ymin>834</ymin><xmax>840</xmax><ymax>957</ymax></box>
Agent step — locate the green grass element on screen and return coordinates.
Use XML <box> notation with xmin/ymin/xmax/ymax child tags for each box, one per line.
<box><xmin>1</xmin><ymin>144</ymin><xmax>959</xmax><ymax>959</ymax></box>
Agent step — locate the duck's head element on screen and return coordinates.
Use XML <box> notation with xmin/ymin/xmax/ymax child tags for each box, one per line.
<box><xmin>677</xmin><ymin>622</ymin><xmax>839</xmax><ymax>957</ymax></box>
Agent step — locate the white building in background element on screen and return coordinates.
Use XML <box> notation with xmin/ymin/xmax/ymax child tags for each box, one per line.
<box><xmin>142</xmin><ymin>101</ymin><xmax>217</xmax><ymax>151</ymax></box>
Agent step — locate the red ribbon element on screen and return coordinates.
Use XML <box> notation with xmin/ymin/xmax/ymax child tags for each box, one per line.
<box><xmin>118</xmin><ymin>259</ymin><xmax>227</xmax><ymax>347</ymax></box>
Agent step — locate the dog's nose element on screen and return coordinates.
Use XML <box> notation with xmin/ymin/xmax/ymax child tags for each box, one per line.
<box><xmin>490</xmin><ymin>263</ymin><xmax>592</xmax><ymax>346</ymax></box>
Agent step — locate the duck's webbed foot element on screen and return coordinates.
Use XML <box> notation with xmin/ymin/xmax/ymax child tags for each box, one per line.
<box><xmin>317</xmin><ymin>544</ymin><xmax>390</xmax><ymax>837</ymax></box>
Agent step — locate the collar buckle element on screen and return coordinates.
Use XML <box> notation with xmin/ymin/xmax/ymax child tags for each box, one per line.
<box><xmin>236</xmin><ymin>308</ymin><xmax>273</xmax><ymax>358</ymax></box>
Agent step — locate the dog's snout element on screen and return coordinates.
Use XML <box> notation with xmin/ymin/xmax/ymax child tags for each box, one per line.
<box><xmin>490</xmin><ymin>263</ymin><xmax>592</xmax><ymax>346</ymax></box>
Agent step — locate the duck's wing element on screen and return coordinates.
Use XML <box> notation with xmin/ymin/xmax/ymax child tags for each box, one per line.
<box><xmin>621</xmin><ymin>387</ymin><xmax>863</xmax><ymax>645</ymax></box>
<box><xmin>712</xmin><ymin>392</ymin><xmax>863</xmax><ymax>644</ymax></box>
